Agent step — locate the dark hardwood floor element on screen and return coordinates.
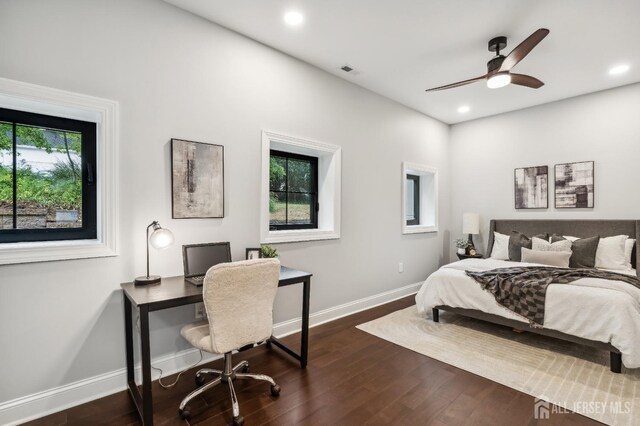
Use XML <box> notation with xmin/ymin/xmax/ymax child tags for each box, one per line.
<box><xmin>24</xmin><ymin>297</ymin><xmax>599</xmax><ymax>426</ymax></box>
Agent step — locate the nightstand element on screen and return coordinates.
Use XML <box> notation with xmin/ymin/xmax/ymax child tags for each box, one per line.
<box><xmin>457</xmin><ymin>253</ymin><xmax>484</xmax><ymax>260</ymax></box>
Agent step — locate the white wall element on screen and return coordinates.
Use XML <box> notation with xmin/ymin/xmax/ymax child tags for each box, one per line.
<box><xmin>0</xmin><ymin>0</ymin><xmax>450</xmax><ymax>408</ymax></box>
<box><xmin>450</xmin><ymin>83</ymin><xmax>640</xmax><ymax>256</ymax></box>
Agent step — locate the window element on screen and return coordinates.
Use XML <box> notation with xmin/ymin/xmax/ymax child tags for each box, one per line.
<box><xmin>405</xmin><ymin>174</ymin><xmax>420</xmax><ymax>226</ymax></box>
<box><xmin>0</xmin><ymin>107</ymin><xmax>97</xmax><ymax>243</ymax></box>
<box><xmin>269</xmin><ymin>150</ymin><xmax>318</xmax><ymax>230</ymax></box>
<box><xmin>261</xmin><ymin>131</ymin><xmax>341</xmax><ymax>244</ymax></box>
<box><xmin>0</xmin><ymin>78</ymin><xmax>118</xmax><ymax>265</ymax></box>
<box><xmin>402</xmin><ymin>162</ymin><xmax>438</xmax><ymax>234</ymax></box>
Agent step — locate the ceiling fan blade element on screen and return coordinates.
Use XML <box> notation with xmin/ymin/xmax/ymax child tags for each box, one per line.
<box><xmin>499</xmin><ymin>28</ymin><xmax>549</xmax><ymax>72</ymax></box>
<box><xmin>510</xmin><ymin>73</ymin><xmax>544</xmax><ymax>88</ymax></box>
<box><xmin>425</xmin><ymin>75</ymin><xmax>486</xmax><ymax>92</ymax></box>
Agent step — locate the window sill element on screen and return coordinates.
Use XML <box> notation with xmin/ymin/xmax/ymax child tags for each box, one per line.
<box><xmin>262</xmin><ymin>229</ymin><xmax>340</xmax><ymax>244</ymax></box>
<box><xmin>402</xmin><ymin>225</ymin><xmax>438</xmax><ymax>235</ymax></box>
<box><xmin>0</xmin><ymin>239</ymin><xmax>117</xmax><ymax>265</ymax></box>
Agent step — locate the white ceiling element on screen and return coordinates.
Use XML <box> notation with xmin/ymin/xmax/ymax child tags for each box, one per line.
<box><xmin>163</xmin><ymin>0</ymin><xmax>640</xmax><ymax>124</ymax></box>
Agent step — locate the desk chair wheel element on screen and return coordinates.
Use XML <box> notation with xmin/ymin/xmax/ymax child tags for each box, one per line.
<box><xmin>233</xmin><ymin>415</ymin><xmax>244</xmax><ymax>425</ymax></box>
<box><xmin>266</xmin><ymin>340</ymin><xmax>272</xmax><ymax>348</ymax></box>
<box><xmin>270</xmin><ymin>384</ymin><xmax>281</xmax><ymax>396</ymax></box>
<box><xmin>195</xmin><ymin>374</ymin><xmax>206</xmax><ymax>386</ymax></box>
<box><xmin>241</xmin><ymin>365</ymin><xmax>250</xmax><ymax>373</ymax></box>
<box><xmin>179</xmin><ymin>406</ymin><xmax>191</xmax><ymax>420</ymax></box>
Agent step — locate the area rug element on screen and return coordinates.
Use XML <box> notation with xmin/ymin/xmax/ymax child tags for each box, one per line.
<box><xmin>356</xmin><ymin>306</ymin><xmax>640</xmax><ymax>425</ymax></box>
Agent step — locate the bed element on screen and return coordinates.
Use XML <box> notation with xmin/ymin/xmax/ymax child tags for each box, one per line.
<box><xmin>415</xmin><ymin>219</ymin><xmax>640</xmax><ymax>373</ymax></box>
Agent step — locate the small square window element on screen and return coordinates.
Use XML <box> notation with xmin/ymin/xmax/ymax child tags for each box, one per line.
<box><xmin>261</xmin><ymin>130</ymin><xmax>341</xmax><ymax>244</ymax></box>
<box><xmin>269</xmin><ymin>150</ymin><xmax>318</xmax><ymax>230</ymax></box>
<box><xmin>0</xmin><ymin>108</ymin><xmax>97</xmax><ymax>243</ymax></box>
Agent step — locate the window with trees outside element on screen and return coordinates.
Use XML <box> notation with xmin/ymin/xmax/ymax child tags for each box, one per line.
<box><xmin>269</xmin><ymin>150</ymin><xmax>318</xmax><ymax>230</ymax></box>
<box><xmin>0</xmin><ymin>108</ymin><xmax>96</xmax><ymax>243</ymax></box>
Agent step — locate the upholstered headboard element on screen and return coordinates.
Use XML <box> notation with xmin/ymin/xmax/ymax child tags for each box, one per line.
<box><xmin>486</xmin><ymin>219</ymin><xmax>639</xmax><ymax>274</ymax></box>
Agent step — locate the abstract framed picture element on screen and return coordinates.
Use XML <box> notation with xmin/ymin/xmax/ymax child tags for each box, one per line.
<box><xmin>171</xmin><ymin>139</ymin><xmax>224</xmax><ymax>218</ymax></box>
<box><xmin>554</xmin><ymin>161</ymin><xmax>594</xmax><ymax>208</ymax></box>
<box><xmin>514</xmin><ymin>166</ymin><xmax>548</xmax><ymax>209</ymax></box>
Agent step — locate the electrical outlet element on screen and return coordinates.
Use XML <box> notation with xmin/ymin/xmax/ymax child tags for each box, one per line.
<box><xmin>195</xmin><ymin>303</ymin><xmax>206</xmax><ymax>320</ymax></box>
<box><xmin>399</xmin><ymin>262</ymin><xmax>404</xmax><ymax>273</ymax></box>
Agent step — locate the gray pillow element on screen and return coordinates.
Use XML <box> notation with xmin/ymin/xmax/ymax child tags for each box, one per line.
<box><xmin>509</xmin><ymin>231</ymin><xmax>549</xmax><ymax>262</ymax></box>
<box><xmin>550</xmin><ymin>234</ymin><xmax>600</xmax><ymax>268</ymax></box>
<box><xmin>521</xmin><ymin>247</ymin><xmax>571</xmax><ymax>268</ymax></box>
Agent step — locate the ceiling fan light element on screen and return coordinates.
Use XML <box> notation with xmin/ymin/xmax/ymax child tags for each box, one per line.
<box><xmin>487</xmin><ymin>72</ymin><xmax>511</xmax><ymax>89</ymax></box>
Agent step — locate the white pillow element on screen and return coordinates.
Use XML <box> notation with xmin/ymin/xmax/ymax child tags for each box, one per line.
<box><xmin>490</xmin><ymin>232</ymin><xmax>510</xmax><ymax>260</ymax></box>
<box><xmin>521</xmin><ymin>247</ymin><xmax>571</xmax><ymax>268</ymax></box>
<box><xmin>624</xmin><ymin>238</ymin><xmax>636</xmax><ymax>270</ymax></box>
<box><xmin>531</xmin><ymin>237</ymin><xmax>572</xmax><ymax>253</ymax></box>
<box><xmin>595</xmin><ymin>235</ymin><xmax>628</xmax><ymax>270</ymax></box>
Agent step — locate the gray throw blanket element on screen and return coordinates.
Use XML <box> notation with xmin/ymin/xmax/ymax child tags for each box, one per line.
<box><xmin>466</xmin><ymin>267</ymin><xmax>640</xmax><ymax>327</ymax></box>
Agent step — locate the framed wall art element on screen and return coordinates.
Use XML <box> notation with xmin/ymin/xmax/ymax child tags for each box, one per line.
<box><xmin>245</xmin><ymin>248</ymin><xmax>261</xmax><ymax>260</ymax></box>
<box><xmin>514</xmin><ymin>166</ymin><xmax>548</xmax><ymax>209</ymax></box>
<box><xmin>171</xmin><ymin>139</ymin><xmax>224</xmax><ymax>218</ymax></box>
<box><xmin>555</xmin><ymin>161</ymin><xmax>594</xmax><ymax>208</ymax></box>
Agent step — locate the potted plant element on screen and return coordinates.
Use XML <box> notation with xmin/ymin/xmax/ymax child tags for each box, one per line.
<box><xmin>260</xmin><ymin>244</ymin><xmax>278</xmax><ymax>258</ymax></box>
<box><xmin>455</xmin><ymin>239</ymin><xmax>469</xmax><ymax>255</ymax></box>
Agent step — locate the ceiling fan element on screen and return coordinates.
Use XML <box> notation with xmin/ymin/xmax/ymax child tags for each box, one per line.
<box><xmin>425</xmin><ymin>28</ymin><xmax>549</xmax><ymax>92</ymax></box>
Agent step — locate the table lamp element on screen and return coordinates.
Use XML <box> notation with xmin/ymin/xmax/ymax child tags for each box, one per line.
<box><xmin>462</xmin><ymin>212</ymin><xmax>480</xmax><ymax>251</ymax></box>
<box><xmin>135</xmin><ymin>220</ymin><xmax>174</xmax><ymax>286</ymax></box>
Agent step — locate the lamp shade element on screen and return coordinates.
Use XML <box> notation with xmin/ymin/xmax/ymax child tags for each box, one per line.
<box><xmin>462</xmin><ymin>213</ymin><xmax>480</xmax><ymax>235</ymax></box>
<box><xmin>135</xmin><ymin>221</ymin><xmax>174</xmax><ymax>286</ymax></box>
<box><xmin>149</xmin><ymin>227</ymin><xmax>174</xmax><ymax>249</ymax></box>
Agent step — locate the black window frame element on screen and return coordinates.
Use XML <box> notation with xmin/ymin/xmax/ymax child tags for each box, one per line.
<box><xmin>406</xmin><ymin>174</ymin><xmax>420</xmax><ymax>226</ymax></box>
<box><xmin>269</xmin><ymin>149</ymin><xmax>318</xmax><ymax>231</ymax></box>
<box><xmin>0</xmin><ymin>107</ymin><xmax>97</xmax><ymax>243</ymax></box>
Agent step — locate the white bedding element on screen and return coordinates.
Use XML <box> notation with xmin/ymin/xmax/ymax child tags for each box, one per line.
<box><xmin>415</xmin><ymin>258</ymin><xmax>640</xmax><ymax>368</ymax></box>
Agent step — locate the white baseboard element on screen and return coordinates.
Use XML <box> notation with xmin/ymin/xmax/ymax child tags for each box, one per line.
<box><xmin>272</xmin><ymin>281</ymin><xmax>421</xmax><ymax>337</ymax></box>
<box><xmin>0</xmin><ymin>282</ymin><xmax>420</xmax><ymax>425</ymax></box>
<box><xmin>0</xmin><ymin>349</ymin><xmax>221</xmax><ymax>426</ymax></box>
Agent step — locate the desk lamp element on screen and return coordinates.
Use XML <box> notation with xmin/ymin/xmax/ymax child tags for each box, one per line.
<box><xmin>135</xmin><ymin>220</ymin><xmax>174</xmax><ymax>286</ymax></box>
<box><xmin>462</xmin><ymin>212</ymin><xmax>480</xmax><ymax>252</ymax></box>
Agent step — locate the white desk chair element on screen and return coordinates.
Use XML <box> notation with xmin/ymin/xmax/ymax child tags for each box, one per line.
<box><xmin>178</xmin><ymin>258</ymin><xmax>281</xmax><ymax>425</ymax></box>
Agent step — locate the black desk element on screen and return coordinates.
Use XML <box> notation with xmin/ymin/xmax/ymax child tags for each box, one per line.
<box><xmin>121</xmin><ymin>266</ymin><xmax>312</xmax><ymax>425</ymax></box>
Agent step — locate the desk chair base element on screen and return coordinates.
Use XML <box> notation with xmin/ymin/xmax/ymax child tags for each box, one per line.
<box><xmin>179</xmin><ymin>352</ymin><xmax>280</xmax><ymax>425</ymax></box>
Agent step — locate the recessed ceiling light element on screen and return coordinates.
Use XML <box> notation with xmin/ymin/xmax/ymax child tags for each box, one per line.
<box><xmin>609</xmin><ymin>64</ymin><xmax>630</xmax><ymax>76</ymax></box>
<box><xmin>284</xmin><ymin>11</ymin><xmax>304</xmax><ymax>26</ymax></box>
<box><xmin>457</xmin><ymin>105</ymin><xmax>470</xmax><ymax>114</ymax></box>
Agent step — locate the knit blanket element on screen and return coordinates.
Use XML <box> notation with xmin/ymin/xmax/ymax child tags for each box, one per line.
<box><xmin>465</xmin><ymin>267</ymin><xmax>640</xmax><ymax>327</ymax></box>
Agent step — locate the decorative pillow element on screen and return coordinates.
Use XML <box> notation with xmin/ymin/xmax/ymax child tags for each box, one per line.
<box><xmin>595</xmin><ymin>235</ymin><xmax>629</xmax><ymax>270</ymax></box>
<box><xmin>521</xmin><ymin>247</ymin><xmax>571</xmax><ymax>268</ymax></box>
<box><xmin>531</xmin><ymin>237</ymin><xmax>572</xmax><ymax>253</ymax></box>
<box><xmin>508</xmin><ymin>231</ymin><xmax>549</xmax><ymax>262</ymax></box>
<box><xmin>624</xmin><ymin>238</ymin><xmax>636</xmax><ymax>270</ymax></box>
<box><xmin>550</xmin><ymin>235</ymin><xmax>600</xmax><ymax>268</ymax></box>
<box><xmin>490</xmin><ymin>232</ymin><xmax>510</xmax><ymax>260</ymax></box>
